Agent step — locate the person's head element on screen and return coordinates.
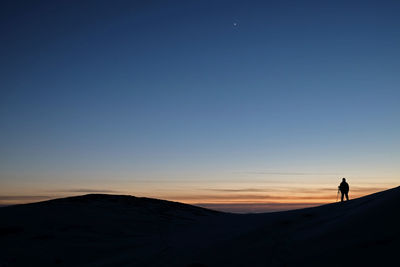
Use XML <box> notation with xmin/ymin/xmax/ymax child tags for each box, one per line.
<box><xmin>342</xmin><ymin>178</ymin><xmax>346</xmax><ymax>182</ymax></box>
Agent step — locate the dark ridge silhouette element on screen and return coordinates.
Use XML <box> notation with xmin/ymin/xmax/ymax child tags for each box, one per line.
<box><xmin>0</xmin><ymin>187</ymin><xmax>399</xmax><ymax>266</ymax></box>
<box><xmin>25</xmin><ymin>193</ymin><xmax>221</xmax><ymax>215</ymax></box>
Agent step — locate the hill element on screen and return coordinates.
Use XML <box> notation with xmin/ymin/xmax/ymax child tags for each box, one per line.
<box><xmin>1</xmin><ymin>187</ymin><xmax>399</xmax><ymax>266</ymax></box>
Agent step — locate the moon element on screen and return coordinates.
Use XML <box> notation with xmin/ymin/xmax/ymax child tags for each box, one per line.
<box><xmin>233</xmin><ymin>22</ymin><xmax>238</xmax><ymax>27</ymax></box>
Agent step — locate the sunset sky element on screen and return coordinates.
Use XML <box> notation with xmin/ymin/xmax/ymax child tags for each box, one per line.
<box><xmin>1</xmin><ymin>0</ymin><xmax>399</xmax><ymax>212</ymax></box>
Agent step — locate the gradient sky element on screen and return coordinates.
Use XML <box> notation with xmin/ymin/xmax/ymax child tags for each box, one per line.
<box><xmin>1</xmin><ymin>0</ymin><xmax>399</xmax><ymax>212</ymax></box>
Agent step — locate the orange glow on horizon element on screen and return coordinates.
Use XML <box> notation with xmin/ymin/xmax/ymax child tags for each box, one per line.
<box><xmin>0</xmin><ymin>184</ymin><xmax>397</xmax><ymax>213</ymax></box>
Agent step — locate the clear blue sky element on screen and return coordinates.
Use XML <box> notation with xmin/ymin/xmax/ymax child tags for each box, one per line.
<box><xmin>1</xmin><ymin>0</ymin><xmax>399</xmax><ymax>209</ymax></box>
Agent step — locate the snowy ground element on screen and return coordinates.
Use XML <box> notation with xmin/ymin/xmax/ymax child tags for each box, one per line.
<box><xmin>1</xmin><ymin>187</ymin><xmax>399</xmax><ymax>266</ymax></box>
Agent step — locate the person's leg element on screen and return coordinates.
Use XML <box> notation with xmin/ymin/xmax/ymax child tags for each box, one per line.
<box><xmin>341</xmin><ymin>192</ymin><xmax>344</xmax><ymax>202</ymax></box>
<box><xmin>345</xmin><ymin>192</ymin><xmax>349</xmax><ymax>201</ymax></box>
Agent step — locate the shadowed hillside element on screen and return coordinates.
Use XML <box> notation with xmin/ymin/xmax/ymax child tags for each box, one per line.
<box><xmin>1</xmin><ymin>188</ymin><xmax>399</xmax><ymax>266</ymax></box>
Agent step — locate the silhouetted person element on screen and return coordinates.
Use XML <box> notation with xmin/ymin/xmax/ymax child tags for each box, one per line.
<box><xmin>338</xmin><ymin>178</ymin><xmax>349</xmax><ymax>202</ymax></box>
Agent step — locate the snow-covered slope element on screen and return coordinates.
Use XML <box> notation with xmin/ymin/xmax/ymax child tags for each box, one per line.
<box><xmin>1</xmin><ymin>187</ymin><xmax>399</xmax><ymax>266</ymax></box>
<box><xmin>197</xmin><ymin>186</ymin><xmax>400</xmax><ymax>266</ymax></box>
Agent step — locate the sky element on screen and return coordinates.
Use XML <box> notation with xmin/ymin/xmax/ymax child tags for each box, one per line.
<box><xmin>1</xmin><ymin>0</ymin><xmax>399</xmax><ymax>212</ymax></box>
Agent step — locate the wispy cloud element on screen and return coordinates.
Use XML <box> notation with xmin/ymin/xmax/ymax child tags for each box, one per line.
<box><xmin>166</xmin><ymin>194</ymin><xmax>335</xmax><ymax>202</ymax></box>
<box><xmin>0</xmin><ymin>195</ymin><xmax>53</xmax><ymax>205</ymax></box>
<box><xmin>346</xmin><ymin>186</ymin><xmax>390</xmax><ymax>193</ymax></box>
<box><xmin>200</xmin><ymin>184</ymin><xmax>391</xmax><ymax>196</ymax></box>
<box><xmin>0</xmin><ymin>195</ymin><xmax>51</xmax><ymax>200</ymax></box>
<box><xmin>50</xmin><ymin>189</ymin><xmax>121</xmax><ymax>193</ymax></box>
<box><xmin>237</xmin><ymin>171</ymin><xmax>339</xmax><ymax>176</ymax></box>
<box><xmin>205</xmin><ymin>188</ymin><xmax>267</xmax><ymax>192</ymax></box>
<box><xmin>201</xmin><ymin>187</ymin><xmax>336</xmax><ymax>194</ymax></box>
